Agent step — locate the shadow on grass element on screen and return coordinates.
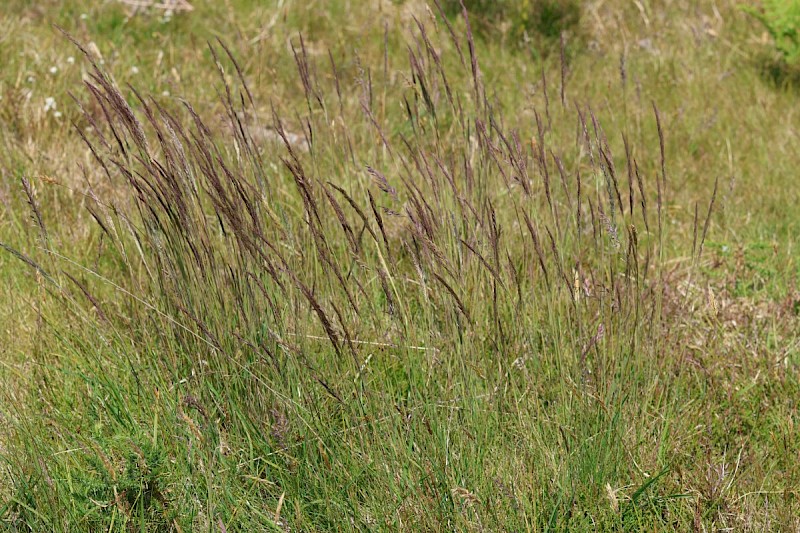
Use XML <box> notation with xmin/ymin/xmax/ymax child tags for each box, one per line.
<box><xmin>756</xmin><ymin>53</ymin><xmax>800</xmax><ymax>90</ymax></box>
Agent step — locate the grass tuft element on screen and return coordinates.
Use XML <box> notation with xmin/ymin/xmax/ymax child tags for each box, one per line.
<box><xmin>1</xmin><ymin>0</ymin><xmax>799</xmax><ymax>530</ymax></box>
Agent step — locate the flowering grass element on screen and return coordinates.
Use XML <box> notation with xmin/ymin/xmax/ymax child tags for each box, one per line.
<box><xmin>1</xmin><ymin>1</ymin><xmax>800</xmax><ymax>531</ymax></box>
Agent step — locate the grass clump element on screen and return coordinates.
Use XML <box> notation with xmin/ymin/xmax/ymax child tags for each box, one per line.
<box><xmin>3</xmin><ymin>17</ymin><xmax>705</xmax><ymax>529</ymax></box>
<box><xmin>2</xmin><ymin>14</ymin><xmax>693</xmax><ymax>529</ymax></box>
<box><xmin>1</xmin><ymin>0</ymin><xmax>800</xmax><ymax>530</ymax></box>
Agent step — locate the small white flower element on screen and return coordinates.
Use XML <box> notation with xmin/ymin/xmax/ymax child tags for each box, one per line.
<box><xmin>54</xmin><ymin>111</ymin><xmax>63</xmax><ymax>118</ymax></box>
<box><xmin>131</xmin><ymin>66</ymin><xmax>139</xmax><ymax>74</ymax></box>
<box><xmin>44</xmin><ymin>97</ymin><xmax>56</xmax><ymax>112</ymax></box>
<box><xmin>67</xmin><ymin>56</ymin><xmax>75</xmax><ymax>64</ymax></box>
<box><xmin>80</xmin><ymin>13</ymin><xmax>88</xmax><ymax>20</ymax></box>
<box><xmin>49</xmin><ymin>66</ymin><xmax>58</xmax><ymax>74</ymax></box>
<box><xmin>161</xmin><ymin>90</ymin><xmax>170</xmax><ymax>97</ymax></box>
<box><xmin>27</xmin><ymin>75</ymin><xmax>35</xmax><ymax>83</ymax></box>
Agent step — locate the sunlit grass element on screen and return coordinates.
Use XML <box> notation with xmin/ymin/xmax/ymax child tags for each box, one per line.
<box><xmin>1</xmin><ymin>1</ymin><xmax>799</xmax><ymax>531</ymax></box>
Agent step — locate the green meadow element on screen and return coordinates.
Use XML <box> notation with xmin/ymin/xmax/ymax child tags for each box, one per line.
<box><xmin>1</xmin><ymin>1</ymin><xmax>799</xmax><ymax>530</ymax></box>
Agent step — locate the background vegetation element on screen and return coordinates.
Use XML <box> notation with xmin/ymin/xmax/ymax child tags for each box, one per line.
<box><xmin>1</xmin><ymin>0</ymin><xmax>799</xmax><ymax>531</ymax></box>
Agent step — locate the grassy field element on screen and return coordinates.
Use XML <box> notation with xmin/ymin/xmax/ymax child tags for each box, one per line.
<box><xmin>1</xmin><ymin>0</ymin><xmax>799</xmax><ymax>530</ymax></box>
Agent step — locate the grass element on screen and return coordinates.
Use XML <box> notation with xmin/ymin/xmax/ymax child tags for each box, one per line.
<box><xmin>1</xmin><ymin>0</ymin><xmax>800</xmax><ymax>531</ymax></box>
